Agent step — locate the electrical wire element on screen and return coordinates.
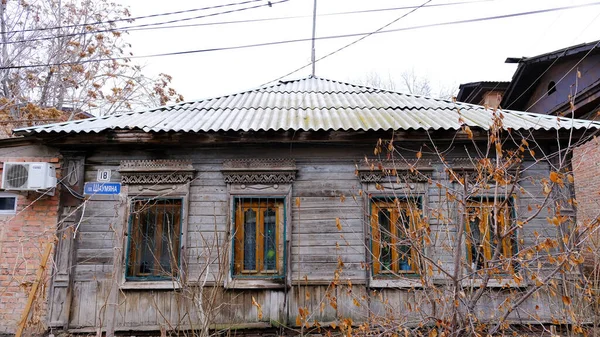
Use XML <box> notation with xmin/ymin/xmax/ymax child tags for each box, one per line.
<box><xmin>460</xmin><ymin>8</ymin><xmax>600</xmax><ymax>108</ymax></box>
<box><xmin>113</xmin><ymin>0</ymin><xmax>496</xmax><ymax>33</ymax></box>
<box><xmin>6</xmin><ymin>2</ymin><xmax>585</xmax><ymax>71</ymax></box>
<box><xmin>259</xmin><ymin>1</ymin><xmax>600</xmax><ymax>86</ymax></box>
<box><xmin>2</xmin><ymin>0</ymin><xmax>269</xmax><ymax>35</ymax></box>
<box><xmin>1</xmin><ymin>0</ymin><xmax>493</xmax><ymax>37</ymax></box>
<box><xmin>1</xmin><ymin>0</ymin><xmax>290</xmax><ymax>46</ymax></box>
<box><xmin>523</xmin><ymin>40</ymin><xmax>600</xmax><ymax>112</ymax></box>
<box><xmin>504</xmin><ymin>11</ymin><xmax>600</xmax><ymax>111</ymax></box>
<box><xmin>260</xmin><ymin>0</ymin><xmax>433</xmax><ymax>86</ymax></box>
<box><xmin>59</xmin><ymin>180</ymin><xmax>85</xmax><ymax>200</ymax></box>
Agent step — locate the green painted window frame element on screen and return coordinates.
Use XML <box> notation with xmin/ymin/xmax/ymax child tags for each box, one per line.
<box><xmin>465</xmin><ymin>196</ymin><xmax>518</xmax><ymax>274</ymax></box>
<box><xmin>369</xmin><ymin>196</ymin><xmax>423</xmax><ymax>278</ymax></box>
<box><xmin>125</xmin><ymin>197</ymin><xmax>184</xmax><ymax>281</ymax></box>
<box><xmin>231</xmin><ymin>196</ymin><xmax>287</xmax><ymax>280</ymax></box>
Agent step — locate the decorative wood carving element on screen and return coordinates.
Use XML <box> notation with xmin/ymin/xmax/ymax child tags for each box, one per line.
<box><xmin>358</xmin><ymin>171</ymin><xmax>430</xmax><ymax>183</ymax></box>
<box><xmin>446</xmin><ymin>158</ymin><xmax>519</xmax><ymax>182</ymax></box>
<box><xmin>222</xmin><ymin>159</ymin><xmax>296</xmax><ymax>184</ymax></box>
<box><xmin>119</xmin><ymin>160</ymin><xmax>194</xmax><ymax>185</ymax></box>
<box><xmin>357</xmin><ymin>158</ymin><xmax>432</xmax><ymax>183</ymax></box>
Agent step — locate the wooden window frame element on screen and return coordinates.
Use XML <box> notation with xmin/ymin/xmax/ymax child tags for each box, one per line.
<box><xmin>370</xmin><ymin>198</ymin><xmax>422</xmax><ymax>277</ymax></box>
<box><xmin>232</xmin><ymin>197</ymin><xmax>286</xmax><ymax>279</ymax></box>
<box><xmin>465</xmin><ymin>197</ymin><xmax>517</xmax><ymax>275</ymax></box>
<box><xmin>125</xmin><ymin>197</ymin><xmax>184</xmax><ymax>281</ymax></box>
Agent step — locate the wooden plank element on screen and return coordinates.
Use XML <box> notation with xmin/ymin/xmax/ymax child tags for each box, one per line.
<box><xmin>337</xmin><ymin>285</ymin><xmax>368</xmax><ymax>322</ymax></box>
<box><xmin>137</xmin><ymin>293</ymin><xmax>157</xmax><ymax>326</ymax></box>
<box><xmin>105</xmin><ymin>194</ymin><xmax>127</xmax><ymax>337</ymax></box>
<box><xmin>15</xmin><ymin>241</ymin><xmax>53</xmax><ymax>337</ymax></box>
<box><xmin>122</xmin><ymin>291</ymin><xmax>140</xmax><ymax>327</ymax></box>
<box><xmin>78</xmin><ymin>282</ymin><xmax>98</xmax><ymax>327</ymax></box>
<box><xmin>68</xmin><ymin>282</ymin><xmax>82</xmax><ymax>327</ymax></box>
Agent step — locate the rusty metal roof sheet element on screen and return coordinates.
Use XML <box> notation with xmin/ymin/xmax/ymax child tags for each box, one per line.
<box><xmin>13</xmin><ymin>77</ymin><xmax>600</xmax><ymax>135</ymax></box>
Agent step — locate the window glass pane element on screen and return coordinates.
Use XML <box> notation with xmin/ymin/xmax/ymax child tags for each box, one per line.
<box><xmin>234</xmin><ymin>198</ymin><xmax>284</xmax><ymax>277</ymax></box>
<box><xmin>397</xmin><ymin>209</ymin><xmax>411</xmax><ymax>271</ymax></box>
<box><xmin>263</xmin><ymin>207</ymin><xmax>277</xmax><ymax>270</ymax></box>
<box><xmin>378</xmin><ymin>209</ymin><xmax>392</xmax><ymax>271</ymax></box>
<box><xmin>159</xmin><ymin>204</ymin><xmax>179</xmax><ymax>275</ymax></box>
<box><xmin>469</xmin><ymin>209</ymin><xmax>485</xmax><ymax>271</ymax></box>
<box><xmin>243</xmin><ymin>208</ymin><xmax>257</xmax><ymax>271</ymax></box>
<box><xmin>0</xmin><ymin>197</ymin><xmax>16</xmax><ymax>212</ymax></box>
<box><xmin>127</xmin><ymin>199</ymin><xmax>182</xmax><ymax>279</ymax></box>
<box><xmin>139</xmin><ymin>207</ymin><xmax>156</xmax><ymax>275</ymax></box>
<box><xmin>467</xmin><ymin>200</ymin><xmax>515</xmax><ymax>273</ymax></box>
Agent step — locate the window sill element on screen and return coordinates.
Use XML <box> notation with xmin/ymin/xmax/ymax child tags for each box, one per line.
<box><xmin>461</xmin><ymin>277</ymin><xmax>526</xmax><ymax>288</ymax></box>
<box><xmin>225</xmin><ymin>278</ymin><xmax>286</xmax><ymax>289</ymax></box>
<box><xmin>370</xmin><ymin>278</ymin><xmax>423</xmax><ymax>288</ymax></box>
<box><xmin>120</xmin><ymin>280</ymin><xmax>182</xmax><ymax>290</ymax></box>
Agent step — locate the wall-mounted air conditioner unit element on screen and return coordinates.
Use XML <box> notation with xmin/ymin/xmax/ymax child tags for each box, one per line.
<box><xmin>2</xmin><ymin>162</ymin><xmax>57</xmax><ymax>191</ymax></box>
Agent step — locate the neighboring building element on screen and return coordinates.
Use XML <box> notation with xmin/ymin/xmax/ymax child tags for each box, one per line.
<box><xmin>0</xmin><ymin>138</ymin><xmax>60</xmax><ymax>336</ymax></box>
<box><xmin>8</xmin><ymin>77</ymin><xmax>599</xmax><ymax>336</ymax></box>
<box><xmin>501</xmin><ymin>40</ymin><xmax>600</xmax><ymax>118</ymax></box>
<box><xmin>493</xmin><ymin>41</ymin><xmax>600</xmax><ymax>273</ymax></box>
<box><xmin>0</xmin><ymin>107</ymin><xmax>91</xmax><ymax>336</ymax></box>
<box><xmin>456</xmin><ymin>41</ymin><xmax>600</xmax><ymax>274</ymax></box>
<box><xmin>456</xmin><ymin>81</ymin><xmax>510</xmax><ymax>109</ymax></box>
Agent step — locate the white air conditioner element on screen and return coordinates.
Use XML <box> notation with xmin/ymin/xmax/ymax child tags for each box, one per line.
<box><xmin>2</xmin><ymin>162</ymin><xmax>57</xmax><ymax>191</ymax></box>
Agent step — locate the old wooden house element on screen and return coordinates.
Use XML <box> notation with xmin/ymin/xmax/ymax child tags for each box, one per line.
<box><xmin>12</xmin><ymin>77</ymin><xmax>600</xmax><ymax>336</ymax></box>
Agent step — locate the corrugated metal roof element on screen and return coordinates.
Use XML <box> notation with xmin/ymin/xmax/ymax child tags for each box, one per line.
<box><xmin>13</xmin><ymin>77</ymin><xmax>600</xmax><ymax>135</ymax></box>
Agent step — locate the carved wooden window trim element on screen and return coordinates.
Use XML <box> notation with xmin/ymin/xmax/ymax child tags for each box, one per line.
<box><xmin>222</xmin><ymin>159</ymin><xmax>295</xmax><ymax>289</ymax></box>
<box><xmin>119</xmin><ymin>160</ymin><xmax>195</xmax><ymax>185</ymax></box>
<box><xmin>358</xmin><ymin>159</ymin><xmax>430</xmax><ymax>288</ymax></box>
<box><xmin>118</xmin><ymin>160</ymin><xmax>193</xmax><ymax>289</ymax></box>
<box><xmin>356</xmin><ymin>159</ymin><xmax>433</xmax><ymax>184</ymax></box>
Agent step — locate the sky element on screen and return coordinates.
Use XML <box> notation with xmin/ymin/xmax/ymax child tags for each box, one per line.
<box><xmin>116</xmin><ymin>0</ymin><xmax>600</xmax><ymax>102</ymax></box>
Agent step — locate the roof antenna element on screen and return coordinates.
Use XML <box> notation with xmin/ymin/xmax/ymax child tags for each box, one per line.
<box><xmin>310</xmin><ymin>0</ymin><xmax>317</xmax><ymax>77</ymax></box>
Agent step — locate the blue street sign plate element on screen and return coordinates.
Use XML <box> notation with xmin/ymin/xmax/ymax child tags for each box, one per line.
<box><xmin>84</xmin><ymin>182</ymin><xmax>121</xmax><ymax>195</ymax></box>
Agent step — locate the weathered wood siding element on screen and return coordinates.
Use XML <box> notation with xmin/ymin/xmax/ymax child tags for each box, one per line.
<box><xmin>60</xmin><ymin>142</ymin><xmax>575</xmax><ymax>331</ymax></box>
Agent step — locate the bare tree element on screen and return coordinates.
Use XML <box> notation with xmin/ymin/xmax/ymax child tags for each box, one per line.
<box><xmin>353</xmin><ymin>69</ymin><xmax>456</xmax><ymax>99</ymax></box>
<box><xmin>0</xmin><ymin>0</ymin><xmax>183</xmax><ymax>118</ymax></box>
<box><xmin>400</xmin><ymin>68</ymin><xmax>432</xmax><ymax>96</ymax></box>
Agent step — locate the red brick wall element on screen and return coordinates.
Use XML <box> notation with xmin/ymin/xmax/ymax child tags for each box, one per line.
<box><xmin>573</xmin><ymin>139</ymin><xmax>600</xmax><ymax>272</ymax></box>
<box><xmin>0</xmin><ymin>157</ymin><xmax>60</xmax><ymax>335</ymax></box>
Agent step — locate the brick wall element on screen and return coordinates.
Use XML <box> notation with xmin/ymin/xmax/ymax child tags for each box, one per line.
<box><xmin>0</xmin><ymin>157</ymin><xmax>60</xmax><ymax>336</ymax></box>
<box><xmin>572</xmin><ymin>139</ymin><xmax>600</xmax><ymax>272</ymax></box>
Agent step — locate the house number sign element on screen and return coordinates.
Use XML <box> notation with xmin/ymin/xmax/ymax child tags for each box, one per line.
<box><xmin>97</xmin><ymin>169</ymin><xmax>111</xmax><ymax>182</ymax></box>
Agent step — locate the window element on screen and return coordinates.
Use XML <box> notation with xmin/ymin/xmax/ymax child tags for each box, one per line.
<box><xmin>466</xmin><ymin>198</ymin><xmax>516</xmax><ymax>273</ymax></box>
<box><xmin>0</xmin><ymin>194</ymin><xmax>17</xmax><ymax>214</ymax></box>
<box><xmin>547</xmin><ymin>81</ymin><xmax>557</xmax><ymax>96</ymax></box>
<box><xmin>371</xmin><ymin>199</ymin><xmax>421</xmax><ymax>275</ymax></box>
<box><xmin>126</xmin><ymin>198</ymin><xmax>182</xmax><ymax>280</ymax></box>
<box><xmin>233</xmin><ymin>197</ymin><xmax>285</xmax><ymax>277</ymax></box>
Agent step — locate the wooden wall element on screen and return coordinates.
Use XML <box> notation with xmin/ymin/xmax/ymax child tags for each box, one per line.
<box><xmin>56</xmin><ymin>142</ymin><xmax>577</xmax><ymax>333</ymax></box>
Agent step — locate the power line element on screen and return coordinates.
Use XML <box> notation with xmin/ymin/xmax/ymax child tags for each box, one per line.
<box><xmin>3</xmin><ymin>2</ymin><xmax>600</xmax><ymax>70</ymax></box>
<box><xmin>504</xmin><ymin>11</ymin><xmax>600</xmax><ymax>111</ymax></box>
<box><xmin>123</xmin><ymin>0</ymin><xmax>494</xmax><ymax>33</ymax></box>
<box><xmin>1</xmin><ymin>0</ymin><xmax>491</xmax><ymax>44</ymax></box>
<box><xmin>261</xmin><ymin>1</ymin><xmax>600</xmax><ymax>85</ymax></box>
<box><xmin>271</xmin><ymin>0</ymin><xmax>433</xmax><ymax>86</ymax></box>
<box><xmin>461</xmin><ymin>9</ymin><xmax>600</xmax><ymax>107</ymax></box>
<box><xmin>3</xmin><ymin>0</ymin><xmax>268</xmax><ymax>35</ymax></box>
<box><xmin>1</xmin><ymin>0</ymin><xmax>290</xmax><ymax>45</ymax></box>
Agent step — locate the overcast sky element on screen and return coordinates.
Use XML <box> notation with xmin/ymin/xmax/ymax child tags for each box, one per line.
<box><xmin>117</xmin><ymin>0</ymin><xmax>600</xmax><ymax>101</ymax></box>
